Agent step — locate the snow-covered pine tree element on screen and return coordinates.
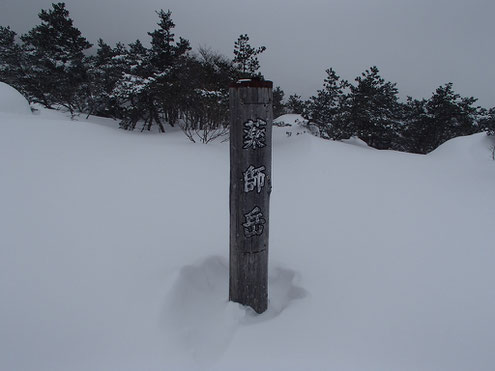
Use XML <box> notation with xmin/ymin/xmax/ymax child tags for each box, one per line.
<box><xmin>114</xmin><ymin>9</ymin><xmax>191</xmax><ymax>132</ymax></box>
<box><xmin>84</xmin><ymin>39</ymin><xmax>126</xmax><ymax>118</ymax></box>
<box><xmin>111</xmin><ymin>39</ymin><xmax>154</xmax><ymax>131</ymax></box>
<box><xmin>20</xmin><ymin>2</ymin><xmax>92</xmax><ymax>113</ymax></box>
<box><xmin>145</xmin><ymin>9</ymin><xmax>191</xmax><ymax>131</ymax></box>
<box><xmin>0</xmin><ymin>26</ymin><xmax>24</xmax><ymax>92</ymax></box>
<box><xmin>479</xmin><ymin>107</ymin><xmax>495</xmax><ymax>136</ymax></box>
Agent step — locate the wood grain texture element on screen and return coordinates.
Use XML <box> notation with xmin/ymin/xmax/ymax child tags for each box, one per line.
<box><xmin>229</xmin><ymin>82</ymin><xmax>273</xmax><ymax>314</ymax></box>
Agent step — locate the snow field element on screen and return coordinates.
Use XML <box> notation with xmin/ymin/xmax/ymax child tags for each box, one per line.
<box><xmin>1</xmin><ymin>107</ymin><xmax>494</xmax><ymax>370</ymax></box>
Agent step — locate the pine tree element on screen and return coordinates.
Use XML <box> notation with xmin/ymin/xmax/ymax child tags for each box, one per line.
<box><xmin>112</xmin><ymin>39</ymin><xmax>154</xmax><ymax>131</ymax></box>
<box><xmin>21</xmin><ymin>2</ymin><xmax>92</xmax><ymax>113</ymax></box>
<box><xmin>0</xmin><ymin>26</ymin><xmax>24</xmax><ymax>91</ymax></box>
<box><xmin>400</xmin><ymin>97</ymin><xmax>431</xmax><ymax>153</ymax></box>
<box><xmin>423</xmin><ymin>83</ymin><xmax>479</xmax><ymax>149</ymax></box>
<box><xmin>111</xmin><ymin>10</ymin><xmax>192</xmax><ymax>132</ymax></box>
<box><xmin>303</xmin><ymin>68</ymin><xmax>351</xmax><ymax>139</ymax></box>
<box><xmin>286</xmin><ymin>94</ymin><xmax>306</xmax><ymax>114</ymax></box>
<box><xmin>232</xmin><ymin>34</ymin><xmax>266</xmax><ymax>78</ymax></box>
<box><xmin>85</xmin><ymin>39</ymin><xmax>129</xmax><ymax>118</ymax></box>
<box><xmin>146</xmin><ymin>9</ymin><xmax>191</xmax><ymax>130</ymax></box>
<box><xmin>347</xmin><ymin>66</ymin><xmax>402</xmax><ymax>149</ymax></box>
<box><xmin>479</xmin><ymin>107</ymin><xmax>495</xmax><ymax>136</ymax></box>
<box><xmin>272</xmin><ymin>86</ymin><xmax>286</xmax><ymax>118</ymax></box>
<box><xmin>399</xmin><ymin>84</ymin><xmax>481</xmax><ymax>153</ymax></box>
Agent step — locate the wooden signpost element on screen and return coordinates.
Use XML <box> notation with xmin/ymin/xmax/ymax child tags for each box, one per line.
<box><xmin>229</xmin><ymin>79</ymin><xmax>273</xmax><ymax>314</ymax></box>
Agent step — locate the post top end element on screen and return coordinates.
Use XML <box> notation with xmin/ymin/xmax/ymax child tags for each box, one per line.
<box><xmin>230</xmin><ymin>79</ymin><xmax>273</xmax><ymax>89</ymax></box>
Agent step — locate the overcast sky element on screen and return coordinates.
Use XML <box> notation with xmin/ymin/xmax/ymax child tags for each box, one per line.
<box><xmin>1</xmin><ymin>0</ymin><xmax>494</xmax><ymax>107</ymax></box>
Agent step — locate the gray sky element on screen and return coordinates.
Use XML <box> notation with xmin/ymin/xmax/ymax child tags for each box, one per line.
<box><xmin>1</xmin><ymin>0</ymin><xmax>494</xmax><ymax>107</ymax></box>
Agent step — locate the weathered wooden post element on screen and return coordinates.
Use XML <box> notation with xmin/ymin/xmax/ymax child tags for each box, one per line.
<box><xmin>229</xmin><ymin>79</ymin><xmax>273</xmax><ymax>314</ymax></box>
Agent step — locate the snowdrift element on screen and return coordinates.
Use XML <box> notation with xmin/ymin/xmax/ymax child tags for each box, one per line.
<box><xmin>1</xmin><ymin>109</ymin><xmax>494</xmax><ymax>371</ymax></box>
<box><xmin>0</xmin><ymin>82</ymin><xmax>31</xmax><ymax>115</ymax></box>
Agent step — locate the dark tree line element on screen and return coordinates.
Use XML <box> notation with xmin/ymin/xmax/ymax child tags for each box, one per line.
<box><xmin>1</xmin><ymin>3</ymin><xmax>493</xmax><ymax>152</ymax></box>
<box><xmin>302</xmin><ymin>67</ymin><xmax>495</xmax><ymax>153</ymax></box>
<box><xmin>0</xmin><ymin>3</ymin><xmax>266</xmax><ymax>138</ymax></box>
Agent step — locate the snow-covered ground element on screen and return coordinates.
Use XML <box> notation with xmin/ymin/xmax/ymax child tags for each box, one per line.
<box><xmin>1</xmin><ymin>92</ymin><xmax>495</xmax><ymax>370</ymax></box>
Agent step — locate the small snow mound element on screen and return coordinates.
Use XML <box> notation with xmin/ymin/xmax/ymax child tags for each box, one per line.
<box><xmin>0</xmin><ymin>82</ymin><xmax>31</xmax><ymax>115</ymax></box>
<box><xmin>342</xmin><ymin>136</ymin><xmax>372</xmax><ymax>149</ymax></box>
<box><xmin>429</xmin><ymin>132</ymin><xmax>493</xmax><ymax>161</ymax></box>
<box><xmin>162</xmin><ymin>256</ymin><xmax>307</xmax><ymax>364</ymax></box>
<box><xmin>274</xmin><ymin>114</ymin><xmax>304</xmax><ymax>127</ymax></box>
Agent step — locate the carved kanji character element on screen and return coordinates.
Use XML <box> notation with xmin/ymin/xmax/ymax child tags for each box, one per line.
<box><xmin>243</xmin><ymin>206</ymin><xmax>266</xmax><ymax>237</ymax></box>
<box><xmin>243</xmin><ymin>165</ymin><xmax>266</xmax><ymax>193</ymax></box>
<box><xmin>242</xmin><ymin>119</ymin><xmax>267</xmax><ymax>150</ymax></box>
